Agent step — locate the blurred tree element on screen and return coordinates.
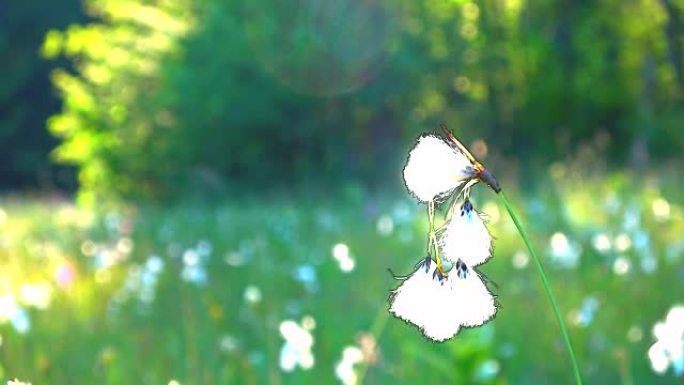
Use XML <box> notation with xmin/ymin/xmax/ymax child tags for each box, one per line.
<box><xmin>43</xmin><ymin>0</ymin><xmax>196</xmax><ymax>203</ymax></box>
<box><xmin>0</xmin><ymin>0</ymin><xmax>84</xmax><ymax>190</ymax></box>
<box><xmin>44</xmin><ymin>0</ymin><xmax>684</xmax><ymax>202</ymax></box>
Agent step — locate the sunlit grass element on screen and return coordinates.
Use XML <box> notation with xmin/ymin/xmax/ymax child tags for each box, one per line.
<box><xmin>0</xmin><ymin>169</ymin><xmax>682</xmax><ymax>384</ymax></box>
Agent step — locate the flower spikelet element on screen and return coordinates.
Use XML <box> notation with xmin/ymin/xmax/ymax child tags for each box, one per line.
<box><xmin>438</xmin><ymin>199</ymin><xmax>493</xmax><ymax>266</ymax></box>
<box><xmin>403</xmin><ymin>134</ymin><xmax>474</xmax><ymax>203</ymax></box>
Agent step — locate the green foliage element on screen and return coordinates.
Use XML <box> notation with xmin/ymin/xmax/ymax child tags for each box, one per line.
<box><xmin>44</xmin><ymin>0</ymin><xmax>684</xmax><ymax>201</ymax></box>
<box><xmin>0</xmin><ymin>170</ymin><xmax>683</xmax><ymax>383</ymax></box>
<box><xmin>43</xmin><ymin>0</ymin><xmax>195</xmax><ymax>203</ymax></box>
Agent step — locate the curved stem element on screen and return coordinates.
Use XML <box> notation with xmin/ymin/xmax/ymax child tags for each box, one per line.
<box><xmin>498</xmin><ymin>191</ymin><xmax>583</xmax><ymax>385</ymax></box>
<box><xmin>428</xmin><ymin>200</ymin><xmax>444</xmax><ymax>274</ymax></box>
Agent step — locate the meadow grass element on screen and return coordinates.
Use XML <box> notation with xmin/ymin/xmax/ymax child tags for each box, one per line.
<box><xmin>0</xmin><ymin>169</ymin><xmax>682</xmax><ymax>384</ymax></box>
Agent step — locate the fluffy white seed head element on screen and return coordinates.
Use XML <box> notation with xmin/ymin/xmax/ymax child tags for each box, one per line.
<box><xmin>389</xmin><ymin>258</ymin><xmax>496</xmax><ymax>342</ymax></box>
<box><xmin>389</xmin><ymin>259</ymin><xmax>441</xmax><ymax>330</ymax></box>
<box><xmin>420</xmin><ymin>310</ymin><xmax>462</xmax><ymax>342</ymax></box>
<box><xmin>403</xmin><ymin>135</ymin><xmax>474</xmax><ymax>203</ymax></box>
<box><xmin>439</xmin><ymin>200</ymin><xmax>493</xmax><ymax>266</ymax></box>
<box><xmin>447</xmin><ymin>265</ymin><xmax>497</xmax><ymax>327</ymax></box>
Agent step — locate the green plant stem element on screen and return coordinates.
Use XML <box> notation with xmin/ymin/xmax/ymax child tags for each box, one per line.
<box><xmin>498</xmin><ymin>191</ymin><xmax>583</xmax><ymax>385</ymax></box>
<box><xmin>356</xmin><ymin>304</ymin><xmax>389</xmax><ymax>385</ymax></box>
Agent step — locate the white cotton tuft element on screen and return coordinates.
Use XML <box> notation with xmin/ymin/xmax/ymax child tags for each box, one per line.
<box><xmin>439</xmin><ymin>200</ymin><xmax>493</xmax><ymax>266</ymax></box>
<box><xmin>389</xmin><ymin>259</ymin><xmax>441</xmax><ymax>330</ymax></box>
<box><xmin>448</xmin><ymin>268</ymin><xmax>497</xmax><ymax>327</ymax></box>
<box><xmin>403</xmin><ymin>135</ymin><xmax>474</xmax><ymax>203</ymax></box>
<box><xmin>389</xmin><ymin>259</ymin><xmax>462</xmax><ymax>342</ymax></box>
<box><xmin>419</xmin><ymin>283</ymin><xmax>462</xmax><ymax>342</ymax></box>
<box><xmin>420</xmin><ymin>312</ymin><xmax>461</xmax><ymax>342</ymax></box>
<box><xmin>389</xmin><ymin>258</ymin><xmax>496</xmax><ymax>342</ymax></box>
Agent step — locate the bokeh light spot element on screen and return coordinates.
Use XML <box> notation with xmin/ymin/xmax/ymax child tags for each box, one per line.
<box><xmin>549</xmin><ymin>232</ymin><xmax>580</xmax><ymax>268</ymax></box>
<box><xmin>470</xmin><ymin>139</ymin><xmax>488</xmax><ymax>159</ymax></box>
<box><xmin>474</xmin><ymin>359</ymin><xmax>500</xmax><ymax>381</ymax></box>
<box><xmin>512</xmin><ymin>250</ymin><xmax>529</xmax><ymax>269</ymax></box>
<box><xmin>592</xmin><ymin>233</ymin><xmax>611</xmax><ymax>253</ymax></box>
<box><xmin>652</xmin><ymin>198</ymin><xmax>671</xmax><ymax>221</ymax></box>
<box><xmin>627</xmin><ymin>326</ymin><xmax>643</xmax><ymax>343</ymax></box>
<box><xmin>332</xmin><ymin>243</ymin><xmax>349</xmax><ymax>260</ymax></box>
<box><xmin>614</xmin><ymin>233</ymin><xmax>632</xmax><ymax>252</ymax></box>
<box><xmin>376</xmin><ymin>215</ymin><xmax>394</xmax><ymax>236</ymax></box>
<box><xmin>339</xmin><ymin>258</ymin><xmax>355</xmax><ymax>273</ymax></box>
<box><xmin>613</xmin><ymin>256</ymin><xmax>631</xmax><ymax>276</ymax></box>
<box><xmin>462</xmin><ymin>3</ymin><xmax>480</xmax><ymax>20</ymax></box>
<box><xmin>301</xmin><ymin>315</ymin><xmax>316</xmax><ymax>331</ymax></box>
<box><xmin>244</xmin><ymin>285</ymin><xmax>262</xmax><ymax>304</ymax></box>
<box><xmin>331</xmin><ymin>243</ymin><xmax>356</xmax><ymax>272</ymax></box>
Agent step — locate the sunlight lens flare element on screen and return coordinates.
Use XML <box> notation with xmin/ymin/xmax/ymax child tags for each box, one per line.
<box><xmin>244</xmin><ymin>0</ymin><xmax>399</xmax><ymax>96</ymax></box>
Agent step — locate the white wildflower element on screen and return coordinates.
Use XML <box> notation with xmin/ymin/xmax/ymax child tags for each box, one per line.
<box><xmin>279</xmin><ymin>319</ymin><xmax>315</xmax><ymax>372</ymax></box>
<box><xmin>0</xmin><ymin>294</ymin><xmax>31</xmax><ymax>334</ymax></box>
<box><xmin>648</xmin><ymin>305</ymin><xmax>684</xmax><ymax>376</ymax></box>
<box><xmin>332</xmin><ymin>243</ymin><xmax>355</xmax><ymax>273</ymax></box>
<box><xmin>403</xmin><ymin>134</ymin><xmax>475</xmax><ymax>203</ymax></box>
<box><xmin>335</xmin><ymin>346</ymin><xmax>364</xmax><ymax>385</ymax></box>
<box><xmin>438</xmin><ymin>199</ymin><xmax>492</xmax><ymax>266</ymax></box>
<box><xmin>8</xmin><ymin>380</ymin><xmax>32</xmax><ymax>385</ymax></box>
<box><xmin>19</xmin><ymin>282</ymin><xmax>52</xmax><ymax>310</ymax></box>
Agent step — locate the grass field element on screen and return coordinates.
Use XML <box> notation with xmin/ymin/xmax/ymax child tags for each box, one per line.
<box><xmin>0</xmin><ymin>167</ymin><xmax>682</xmax><ymax>384</ymax></box>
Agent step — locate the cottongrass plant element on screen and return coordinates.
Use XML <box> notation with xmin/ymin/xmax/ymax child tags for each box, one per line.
<box><xmin>388</xmin><ymin>125</ymin><xmax>583</xmax><ymax>384</ymax></box>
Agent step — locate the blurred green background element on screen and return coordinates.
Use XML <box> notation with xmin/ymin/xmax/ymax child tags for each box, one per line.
<box><xmin>1</xmin><ymin>0</ymin><xmax>684</xmax><ymax>383</ymax></box>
